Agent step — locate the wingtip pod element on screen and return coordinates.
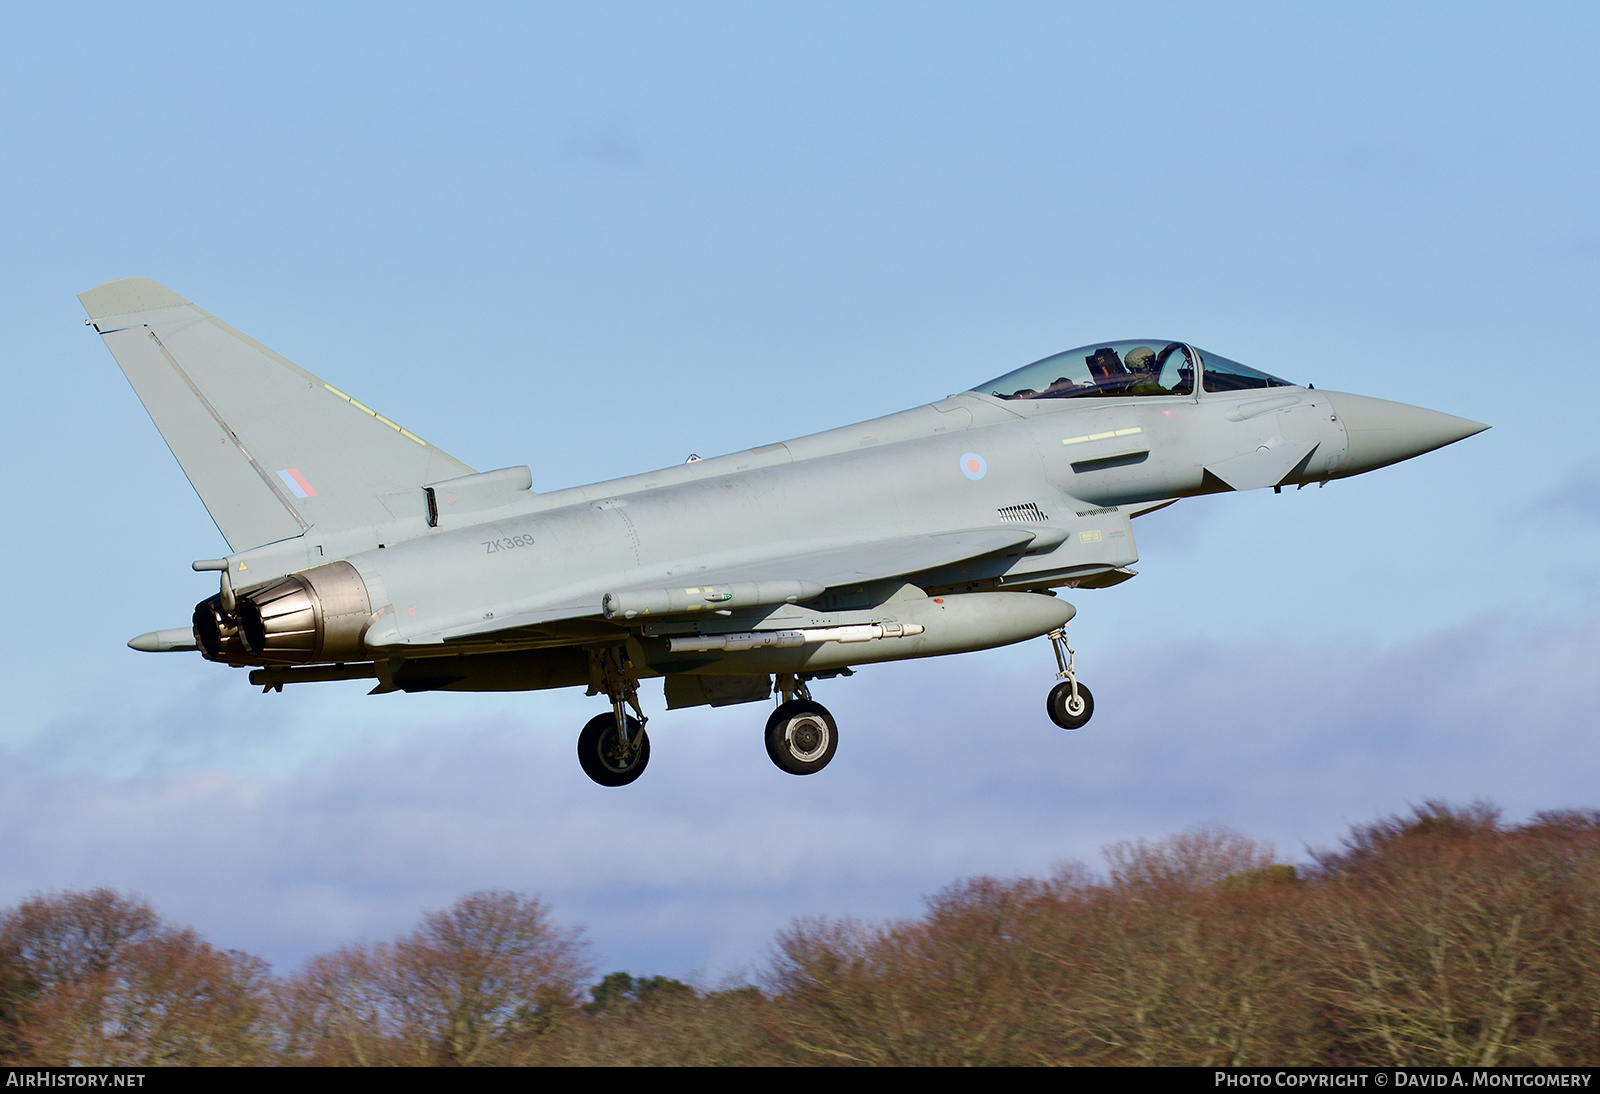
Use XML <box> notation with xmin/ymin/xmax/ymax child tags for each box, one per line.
<box><xmin>79</xmin><ymin>278</ymin><xmax>191</xmax><ymax>322</ymax></box>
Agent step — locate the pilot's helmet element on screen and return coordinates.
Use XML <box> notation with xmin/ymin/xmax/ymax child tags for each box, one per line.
<box><xmin>1125</xmin><ymin>345</ymin><xmax>1156</xmax><ymax>374</ymax></box>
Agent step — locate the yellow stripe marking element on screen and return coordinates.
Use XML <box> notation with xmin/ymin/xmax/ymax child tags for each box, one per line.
<box><xmin>324</xmin><ymin>384</ymin><xmax>429</xmax><ymax>446</ymax></box>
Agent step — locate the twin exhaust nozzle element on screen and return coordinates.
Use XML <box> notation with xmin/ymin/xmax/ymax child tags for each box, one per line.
<box><xmin>192</xmin><ymin>561</ymin><xmax>373</xmax><ymax>664</ymax></box>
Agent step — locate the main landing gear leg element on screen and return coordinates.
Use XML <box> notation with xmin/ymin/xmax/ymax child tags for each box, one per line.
<box><xmin>766</xmin><ymin>673</ymin><xmax>838</xmax><ymax>775</ymax></box>
<box><xmin>578</xmin><ymin>645</ymin><xmax>651</xmax><ymax>787</ymax></box>
<box><xmin>1045</xmin><ymin>626</ymin><xmax>1094</xmax><ymax>730</ymax></box>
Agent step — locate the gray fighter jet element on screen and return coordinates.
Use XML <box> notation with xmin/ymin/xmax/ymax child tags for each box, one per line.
<box><xmin>84</xmin><ymin>278</ymin><xmax>1487</xmax><ymax>786</ymax></box>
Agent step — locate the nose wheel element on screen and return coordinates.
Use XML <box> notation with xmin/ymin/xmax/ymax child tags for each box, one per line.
<box><xmin>1045</xmin><ymin>627</ymin><xmax>1094</xmax><ymax>730</ymax></box>
<box><xmin>1047</xmin><ymin>679</ymin><xmax>1094</xmax><ymax>730</ymax></box>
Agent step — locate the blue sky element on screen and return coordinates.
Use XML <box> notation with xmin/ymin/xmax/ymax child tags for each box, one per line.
<box><xmin>2</xmin><ymin>2</ymin><xmax>1596</xmax><ymax>980</ymax></box>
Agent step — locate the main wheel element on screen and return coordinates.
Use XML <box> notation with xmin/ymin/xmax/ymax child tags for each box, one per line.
<box><xmin>765</xmin><ymin>700</ymin><xmax>838</xmax><ymax>775</ymax></box>
<box><xmin>1047</xmin><ymin>680</ymin><xmax>1094</xmax><ymax>730</ymax></box>
<box><xmin>577</xmin><ymin>712</ymin><xmax>650</xmax><ymax>787</ymax></box>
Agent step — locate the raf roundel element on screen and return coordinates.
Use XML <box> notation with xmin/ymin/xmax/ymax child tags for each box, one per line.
<box><xmin>959</xmin><ymin>452</ymin><xmax>987</xmax><ymax>481</ymax></box>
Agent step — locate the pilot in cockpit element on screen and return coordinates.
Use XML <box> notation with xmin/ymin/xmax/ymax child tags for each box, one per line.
<box><xmin>1124</xmin><ymin>345</ymin><xmax>1158</xmax><ymax>381</ymax></box>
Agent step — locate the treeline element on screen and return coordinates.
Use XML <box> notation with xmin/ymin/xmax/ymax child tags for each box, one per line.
<box><xmin>2</xmin><ymin>802</ymin><xmax>1597</xmax><ymax>1066</ymax></box>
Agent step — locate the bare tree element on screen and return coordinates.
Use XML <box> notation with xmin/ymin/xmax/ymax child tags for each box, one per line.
<box><xmin>277</xmin><ymin>945</ymin><xmax>393</xmax><ymax>1066</ymax></box>
<box><xmin>770</xmin><ymin>878</ymin><xmax>1054</xmax><ymax>1065</ymax></box>
<box><xmin>280</xmin><ymin>890</ymin><xmax>590</xmax><ymax>1066</ymax></box>
<box><xmin>8</xmin><ymin>803</ymin><xmax>1599</xmax><ymax>1067</ymax></box>
<box><xmin>1306</xmin><ymin>803</ymin><xmax>1568</xmax><ymax>1065</ymax></box>
<box><xmin>0</xmin><ymin>948</ymin><xmax>28</xmax><ymax>1064</ymax></box>
<box><xmin>391</xmin><ymin>890</ymin><xmax>589</xmax><ymax>1064</ymax></box>
<box><xmin>558</xmin><ymin>979</ymin><xmax>790</xmax><ymax>1066</ymax></box>
<box><xmin>1029</xmin><ymin>830</ymin><xmax>1313</xmax><ymax>1066</ymax></box>
<box><xmin>1</xmin><ymin>889</ymin><xmax>160</xmax><ymax>992</ymax></box>
<box><xmin>1</xmin><ymin>890</ymin><xmax>272</xmax><ymax>1065</ymax></box>
<box><xmin>1522</xmin><ymin>810</ymin><xmax>1600</xmax><ymax>1063</ymax></box>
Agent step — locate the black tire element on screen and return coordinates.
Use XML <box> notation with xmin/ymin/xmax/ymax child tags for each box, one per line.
<box><xmin>1047</xmin><ymin>680</ymin><xmax>1094</xmax><ymax>730</ymax></box>
<box><xmin>577</xmin><ymin>712</ymin><xmax>650</xmax><ymax>787</ymax></box>
<box><xmin>764</xmin><ymin>699</ymin><xmax>838</xmax><ymax>775</ymax></box>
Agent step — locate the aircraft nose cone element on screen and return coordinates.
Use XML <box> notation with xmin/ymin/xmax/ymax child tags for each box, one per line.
<box><xmin>1324</xmin><ymin>391</ymin><xmax>1488</xmax><ymax>476</ymax></box>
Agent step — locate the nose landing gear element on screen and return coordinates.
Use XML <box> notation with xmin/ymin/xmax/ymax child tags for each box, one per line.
<box><xmin>1045</xmin><ymin>627</ymin><xmax>1094</xmax><ymax>730</ymax></box>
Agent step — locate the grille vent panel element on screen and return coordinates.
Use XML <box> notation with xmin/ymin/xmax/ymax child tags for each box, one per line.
<box><xmin>997</xmin><ymin>502</ymin><xmax>1047</xmax><ymax>523</ymax></box>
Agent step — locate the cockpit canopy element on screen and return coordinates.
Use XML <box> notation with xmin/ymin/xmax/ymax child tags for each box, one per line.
<box><xmin>973</xmin><ymin>340</ymin><xmax>1295</xmax><ymax>401</ymax></box>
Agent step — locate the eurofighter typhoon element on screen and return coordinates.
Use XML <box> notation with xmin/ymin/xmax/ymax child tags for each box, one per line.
<box><xmin>85</xmin><ymin>278</ymin><xmax>1487</xmax><ymax>786</ymax></box>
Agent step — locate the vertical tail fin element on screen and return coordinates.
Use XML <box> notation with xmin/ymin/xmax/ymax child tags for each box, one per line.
<box><xmin>81</xmin><ymin>278</ymin><xmax>476</xmax><ymax>552</ymax></box>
